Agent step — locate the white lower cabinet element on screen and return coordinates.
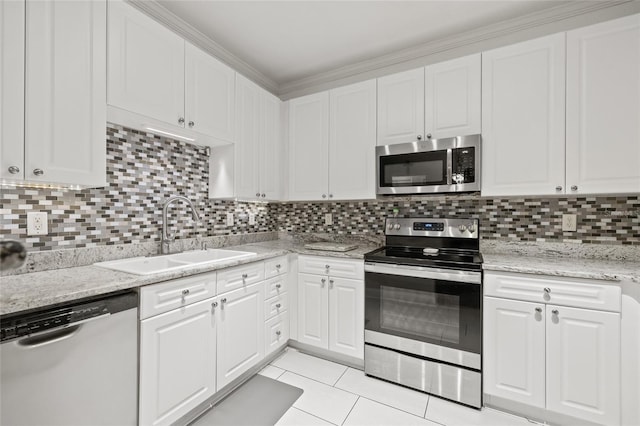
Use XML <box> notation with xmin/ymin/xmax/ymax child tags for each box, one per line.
<box><xmin>484</xmin><ymin>272</ymin><xmax>621</xmax><ymax>425</ymax></box>
<box><xmin>265</xmin><ymin>312</ymin><xmax>290</xmax><ymax>356</ymax></box>
<box><xmin>216</xmin><ymin>283</ymin><xmax>265</xmax><ymax>390</ymax></box>
<box><xmin>296</xmin><ymin>256</ymin><xmax>364</xmax><ymax>360</ymax></box>
<box><xmin>139</xmin><ymin>297</ymin><xmax>217</xmax><ymax>426</ymax></box>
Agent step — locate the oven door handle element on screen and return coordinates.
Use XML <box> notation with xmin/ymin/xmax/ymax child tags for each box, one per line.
<box><xmin>364</xmin><ymin>262</ymin><xmax>481</xmax><ymax>284</ymax></box>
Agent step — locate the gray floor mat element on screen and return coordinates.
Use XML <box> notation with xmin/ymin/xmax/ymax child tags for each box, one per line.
<box><xmin>190</xmin><ymin>374</ymin><xmax>303</xmax><ymax>426</ymax></box>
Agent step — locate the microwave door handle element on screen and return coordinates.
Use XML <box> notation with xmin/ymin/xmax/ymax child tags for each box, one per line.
<box><xmin>446</xmin><ymin>148</ymin><xmax>453</xmax><ymax>185</ymax></box>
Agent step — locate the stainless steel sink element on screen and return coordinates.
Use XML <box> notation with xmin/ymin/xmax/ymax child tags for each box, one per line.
<box><xmin>94</xmin><ymin>249</ymin><xmax>257</xmax><ymax>275</ymax></box>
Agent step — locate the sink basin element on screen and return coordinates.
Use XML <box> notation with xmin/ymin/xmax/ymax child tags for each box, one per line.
<box><xmin>94</xmin><ymin>249</ymin><xmax>257</xmax><ymax>275</ymax></box>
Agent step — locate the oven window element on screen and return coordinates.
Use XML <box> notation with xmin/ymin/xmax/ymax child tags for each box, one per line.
<box><xmin>380</xmin><ymin>286</ymin><xmax>460</xmax><ymax>344</ymax></box>
<box><xmin>379</xmin><ymin>151</ymin><xmax>447</xmax><ymax>187</ymax></box>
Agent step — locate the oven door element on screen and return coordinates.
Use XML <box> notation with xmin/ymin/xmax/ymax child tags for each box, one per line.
<box><xmin>364</xmin><ymin>262</ymin><xmax>481</xmax><ymax>369</ymax></box>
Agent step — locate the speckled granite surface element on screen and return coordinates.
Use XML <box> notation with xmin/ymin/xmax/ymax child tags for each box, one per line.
<box><xmin>0</xmin><ymin>239</ymin><xmax>379</xmax><ymax>316</ymax></box>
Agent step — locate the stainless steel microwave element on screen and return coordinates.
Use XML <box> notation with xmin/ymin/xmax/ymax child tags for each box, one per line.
<box><xmin>376</xmin><ymin>134</ymin><xmax>481</xmax><ymax>195</ymax></box>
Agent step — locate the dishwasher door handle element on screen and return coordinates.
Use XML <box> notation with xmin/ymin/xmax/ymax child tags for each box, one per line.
<box><xmin>17</xmin><ymin>325</ymin><xmax>82</xmax><ymax>348</ymax></box>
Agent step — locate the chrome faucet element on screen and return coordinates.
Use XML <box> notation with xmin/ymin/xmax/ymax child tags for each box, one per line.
<box><xmin>161</xmin><ymin>196</ymin><xmax>201</xmax><ymax>254</ymax></box>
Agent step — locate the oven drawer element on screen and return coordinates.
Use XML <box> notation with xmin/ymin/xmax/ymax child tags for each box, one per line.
<box><xmin>484</xmin><ymin>271</ymin><xmax>621</xmax><ymax>312</ymax></box>
<box><xmin>298</xmin><ymin>255</ymin><xmax>363</xmax><ymax>279</ymax></box>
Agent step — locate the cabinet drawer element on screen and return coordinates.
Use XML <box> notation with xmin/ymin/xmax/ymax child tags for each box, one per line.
<box><xmin>140</xmin><ymin>272</ymin><xmax>217</xmax><ymax>320</ymax></box>
<box><xmin>264</xmin><ymin>275</ymin><xmax>287</xmax><ymax>300</ymax></box>
<box><xmin>217</xmin><ymin>261</ymin><xmax>265</xmax><ymax>294</ymax></box>
<box><xmin>298</xmin><ymin>255</ymin><xmax>364</xmax><ymax>279</ymax></box>
<box><xmin>265</xmin><ymin>255</ymin><xmax>288</xmax><ymax>278</ymax></box>
<box><xmin>484</xmin><ymin>271</ymin><xmax>621</xmax><ymax>312</ymax></box>
<box><xmin>265</xmin><ymin>294</ymin><xmax>288</xmax><ymax>320</ymax></box>
<box><xmin>265</xmin><ymin>312</ymin><xmax>289</xmax><ymax>356</ymax></box>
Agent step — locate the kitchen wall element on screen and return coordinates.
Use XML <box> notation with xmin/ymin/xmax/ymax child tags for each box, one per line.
<box><xmin>0</xmin><ymin>124</ymin><xmax>275</xmax><ymax>251</ymax></box>
<box><xmin>1</xmin><ymin>124</ymin><xmax>638</xmax><ymax>252</ymax></box>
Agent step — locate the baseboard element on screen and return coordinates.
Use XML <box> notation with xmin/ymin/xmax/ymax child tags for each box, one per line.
<box><xmin>288</xmin><ymin>340</ymin><xmax>364</xmax><ymax>370</ymax></box>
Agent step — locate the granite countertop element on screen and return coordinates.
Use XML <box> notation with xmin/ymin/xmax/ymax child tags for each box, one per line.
<box><xmin>0</xmin><ymin>240</ymin><xmax>380</xmax><ymax>317</ymax></box>
<box><xmin>483</xmin><ymin>253</ymin><xmax>640</xmax><ymax>284</ymax></box>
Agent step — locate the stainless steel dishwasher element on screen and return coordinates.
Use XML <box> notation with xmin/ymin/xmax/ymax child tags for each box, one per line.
<box><xmin>0</xmin><ymin>290</ymin><xmax>138</xmax><ymax>426</ymax></box>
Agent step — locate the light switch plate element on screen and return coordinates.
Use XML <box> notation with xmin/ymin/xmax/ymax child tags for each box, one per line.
<box><xmin>325</xmin><ymin>213</ymin><xmax>333</xmax><ymax>225</ymax></box>
<box><xmin>562</xmin><ymin>214</ymin><xmax>577</xmax><ymax>232</ymax></box>
<box><xmin>226</xmin><ymin>212</ymin><xmax>234</xmax><ymax>226</ymax></box>
<box><xmin>27</xmin><ymin>212</ymin><xmax>48</xmax><ymax>235</ymax></box>
<box><xmin>248</xmin><ymin>213</ymin><xmax>256</xmax><ymax>225</ymax></box>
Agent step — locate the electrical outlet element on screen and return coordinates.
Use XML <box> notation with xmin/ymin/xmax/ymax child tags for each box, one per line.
<box><xmin>324</xmin><ymin>213</ymin><xmax>333</xmax><ymax>225</ymax></box>
<box><xmin>226</xmin><ymin>212</ymin><xmax>234</xmax><ymax>226</ymax></box>
<box><xmin>248</xmin><ymin>213</ymin><xmax>256</xmax><ymax>225</ymax></box>
<box><xmin>562</xmin><ymin>214</ymin><xmax>577</xmax><ymax>232</ymax></box>
<box><xmin>27</xmin><ymin>212</ymin><xmax>48</xmax><ymax>236</ymax></box>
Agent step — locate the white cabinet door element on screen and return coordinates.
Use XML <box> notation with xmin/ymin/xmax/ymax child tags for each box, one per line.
<box><xmin>139</xmin><ymin>298</ymin><xmax>216</xmax><ymax>426</ymax></box>
<box><xmin>108</xmin><ymin>0</ymin><xmax>184</xmax><ymax>128</ymax></box>
<box><xmin>482</xmin><ymin>34</ymin><xmax>566</xmax><ymax>196</ymax></box>
<box><xmin>483</xmin><ymin>297</ymin><xmax>546</xmax><ymax>408</ymax></box>
<box><xmin>288</xmin><ymin>92</ymin><xmax>329</xmax><ymax>200</ymax></box>
<box><xmin>235</xmin><ymin>74</ymin><xmax>261</xmax><ymax>199</ymax></box>
<box><xmin>0</xmin><ymin>0</ymin><xmax>24</xmax><ymax>181</ymax></box>
<box><xmin>297</xmin><ymin>273</ymin><xmax>329</xmax><ymax>349</ymax></box>
<box><xmin>216</xmin><ymin>283</ymin><xmax>265</xmax><ymax>390</ymax></box>
<box><xmin>425</xmin><ymin>54</ymin><xmax>481</xmax><ymax>139</ymax></box>
<box><xmin>328</xmin><ymin>277</ymin><xmax>364</xmax><ymax>359</ymax></box>
<box><xmin>566</xmin><ymin>14</ymin><xmax>640</xmax><ymax>195</ymax></box>
<box><xmin>260</xmin><ymin>91</ymin><xmax>282</xmax><ymax>200</ymax></box>
<box><xmin>329</xmin><ymin>79</ymin><xmax>376</xmax><ymax>200</ymax></box>
<box><xmin>25</xmin><ymin>0</ymin><xmax>106</xmax><ymax>187</ymax></box>
<box><xmin>546</xmin><ymin>305</ymin><xmax>620</xmax><ymax>425</ymax></box>
<box><xmin>185</xmin><ymin>42</ymin><xmax>235</xmax><ymax>142</ymax></box>
<box><xmin>377</xmin><ymin>68</ymin><xmax>425</xmax><ymax>146</ymax></box>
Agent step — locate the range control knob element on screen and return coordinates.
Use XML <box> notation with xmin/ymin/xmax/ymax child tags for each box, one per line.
<box><xmin>467</xmin><ymin>224</ymin><xmax>476</xmax><ymax>233</ymax></box>
<box><xmin>458</xmin><ymin>224</ymin><xmax>467</xmax><ymax>233</ymax></box>
<box><xmin>387</xmin><ymin>222</ymin><xmax>394</xmax><ymax>230</ymax></box>
<box><xmin>393</xmin><ymin>223</ymin><xmax>401</xmax><ymax>230</ymax></box>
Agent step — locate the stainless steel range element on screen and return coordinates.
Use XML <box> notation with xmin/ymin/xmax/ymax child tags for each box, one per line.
<box><xmin>364</xmin><ymin>217</ymin><xmax>483</xmax><ymax>408</ymax></box>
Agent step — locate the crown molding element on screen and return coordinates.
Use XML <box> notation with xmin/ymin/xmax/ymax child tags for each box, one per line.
<box><xmin>125</xmin><ymin>0</ymin><xmax>279</xmax><ymax>95</ymax></box>
<box><xmin>277</xmin><ymin>0</ymin><xmax>639</xmax><ymax>99</ymax></box>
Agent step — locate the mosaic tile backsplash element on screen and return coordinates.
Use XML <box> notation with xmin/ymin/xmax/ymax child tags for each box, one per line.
<box><xmin>1</xmin><ymin>124</ymin><xmax>638</xmax><ymax>251</ymax></box>
<box><xmin>0</xmin><ymin>125</ymin><xmax>275</xmax><ymax>251</ymax></box>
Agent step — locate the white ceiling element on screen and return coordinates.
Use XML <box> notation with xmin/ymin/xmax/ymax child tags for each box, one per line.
<box><xmin>157</xmin><ymin>1</ymin><xmax>569</xmax><ymax>86</ymax></box>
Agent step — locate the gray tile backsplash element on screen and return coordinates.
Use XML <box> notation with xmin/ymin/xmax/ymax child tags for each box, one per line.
<box><xmin>1</xmin><ymin>124</ymin><xmax>638</xmax><ymax>252</ymax></box>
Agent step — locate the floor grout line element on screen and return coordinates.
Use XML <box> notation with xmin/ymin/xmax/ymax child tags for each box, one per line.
<box><xmin>423</xmin><ymin>395</ymin><xmax>430</xmax><ymax>418</ymax></box>
<box><xmin>332</xmin><ymin>366</ymin><xmax>350</xmax><ymax>387</ymax></box>
<box><xmin>287</xmin><ymin>407</ymin><xmax>340</xmax><ymax>426</ymax></box>
<box><xmin>340</xmin><ymin>396</ymin><xmax>360</xmax><ymax>426</ymax></box>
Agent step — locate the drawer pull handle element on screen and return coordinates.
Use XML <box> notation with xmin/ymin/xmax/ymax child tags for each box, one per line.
<box><xmin>535</xmin><ymin>307</ymin><xmax>542</xmax><ymax>313</ymax></box>
<box><xmin>325</xmin><ymin>264</ymin><xmax>330</xmax><ymax>269</ymax></box>
<box><xmin>321</xmin><ymin>278</ymin><xmax>326</xmax><ymax>287</ymax></box>
<box><xmin>276</xmin><ymin>264</ymin><xmax>281</xmax><ymax>269</ymax></box>
<box><xmin>276</xmin><ymin>303</ymin><xmax>281</xmax><ymax>309</ymax></box>
<box><xmin>212</xmin><ymin>301</ymin><xmax>218</xmax><ymax>310</ymax></box>
<box><xmin>552</xmin><ymin>309</ymin><xmax>559</xmax><ymax>315</ymax></box>
<box><xmin>329</xmin><ymin>279</ymin><xmax>334</xmax><ymax>289</ymax></box>
<box><xmin>182</xmin><ymin>289</ymin><xmax>190</xmax><ymax>296</ymax></box>
<box><xmin>544</xmin><ymin>287</ymin><xmax>551</xmax><ymax>294</ymax></box>
<box><xmin>276</xmin><ymin>331</ymin><xmax>281</xmax><ymax>336</ymax></box>
<box><xmin>275</xmin><ymin>284</ymin><xmax>282</xmax><ymax>289</ymax></box>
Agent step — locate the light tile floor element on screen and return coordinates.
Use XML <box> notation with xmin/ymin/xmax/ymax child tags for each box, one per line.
<box><xmin>260</xmin><ymin>348</ymin><xmax>532</xmax><ymax>426</ymax></box>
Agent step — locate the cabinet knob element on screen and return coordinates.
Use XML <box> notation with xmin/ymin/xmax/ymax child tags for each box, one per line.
<box><xmin>212</xmin><ymin>301</ymin><xmax>218</xmax><ymax>308</ymax></box>
<box><xmin>322</xmin><ymin>194</ymin><xmax>327</xmax><ymax>198</ymax></box>
<box><xmin>276</xmin><ymin>303</ymin><xmax>281</xmax><ymax>309</ymax></box>
<box><xmin>182</xmin><ymin>289</ymin><xmax>190</xmax><ymax>296</ymax></box>
<box><xmin>275</xmin><ymin>283</ymin><xmax>281</xmax><ymax>289</ymax></box>
<box><xmin>321</xmin><ymin>278</ymin><xmax>326</xmax><ymax>287</ymax></box>
<box><xmin>276</xmin><ymin>330</ymin><xmax>281</xmax><ymax>336</ymax></box>
<box><xmin>426</xmin><ymin>133</ymin><xmax>432</xmax><ymax>139</ymax></box>
<box><xmin>571</xmin><ymin>185</ymin><xmax>578</xmax><ymax>191</ymax></box>
<box><xmin>552</xmin><ymin>309</ymin><xmax>559</xmax><ymax>315</ymax></box>
<box><xmin>188</xmin><ymin>121</ymin><xmax>195</xmax><ymax>128</ymax></box>
<box><xmin>555</xmin><ymin>186</ymin><xmax>562</xmax><ymax>191</ymax></box>
<box><xmin>256</xmin><ymin>192</ymin><xmax>261</xmax><ymax>197</ymax></box>
<box><xmin>276</xmin><ymin>264</ymin><xmax>281</xmax><ymax>269</ymax></box>
<box><xmin>8</xmin><ymin>166</ymin><xmax>20</xmax><ymax>174</ymax></box>
<box><xmin>544</xmin><ymin>287</ymin><xmax>551</xmax><ymax>294</ymax></box>
<box><xmin>261</xmin><ymin>193</ymin><xmax>266</xmax><ymax>198</ymax></box>
<box><xmin>329</xmin><ymin>279</ymin><xmax>334</xmax><ymax>289</ymax></box>
<box><xmin>329</xmin><ymin>194</ymin><xmax>333</xmax><ymax>198</ymax></box>
<box><xmin>535</xmin><ymin>307</ymin><xmax>542</xmax><ymax>313</ymax></box>
<box><xmin>178</xmin><ymin>117</ymin><xmax>185</xmax><ymax>125</ymax></box>
<box><xmin>221</xmin><ymin>298</ymin><xmax>227</xmax><ymax>304</ymax></box>
<box><xmin>417</xmin><ymin>135</ymin><xmax>422</xmax><ymax>140</ymax></box>
<box><xmin>325</xmin><ymin>264</ymin><xmax>330</xmax><ymax>269</ymax></box>
<box><xmin>33</xmin><ymin>168</ymin><xmax>44</xmax><ymax>176</ymax></box>
<box><xmin>242</xmin><ymin>273</ymin><xmax>248</xmax><ymax>279</ymax></box>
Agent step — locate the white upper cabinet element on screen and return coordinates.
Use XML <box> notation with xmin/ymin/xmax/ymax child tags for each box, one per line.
<box><xmin>235</xmin><ymin>74</ymin><xmax>262</xmax><ymax>199</ymax></box>
<box><xmin>377</xmin><ymin>68</ymin><xmax>425</xmax><ymax>146</ymax></box>
<box><xmin>22</xmin><ymin>0</ymin><xmax>106</xmax><ymax>187</ymax></box>
<box><xmin>185</xmin><ymin>43</ymin><xmax>235</xmax><ymax>143</ymax></box>
<box><xmin>108</xmin><ymin>0</ymin><xmax>185</xmax><ymax>128</ymax></box>
<box><xmin>566</xmin><ymin>14</ymin><xmax>640</xmax><ymax>195</ymax></box>
<box><xmin>0</xmin><ymin>0</ymin><xmax>25</xmax><ymax>182</ymax></box>
<box><xmin>482</xmin><ymin>34</ymin><xmax>566</xmax><ymax>196</ymax></box>
<box><xmin>425</xmin><ymin>54</ymin><xmax>481</xmax><ymax>139</ymax></box>
<box><xmin>288</xmin><ymin>92</ymin><xmax>330</xmax><ymax>201</ymax></box>
<box><xmin>260</xmin><ymin>91</ymin><xmax>283</xmax><ymax>200</ymax></box>
<box><xmin>329</xmin><ymin>79</ymin><xmax>377</xmax><ymax>200</ymax></box>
